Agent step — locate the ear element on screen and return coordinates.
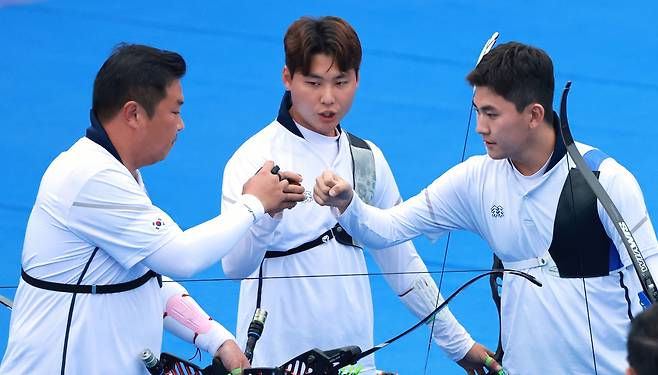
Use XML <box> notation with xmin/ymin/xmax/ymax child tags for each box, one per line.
<box><xmin>527</xmin><ymin>103</ymin><xmax>545</xmax><ymax>129</ymax></box>
<box><xmin>626</xmin><ymin>367</ymin><xmax>636</xmax><ymax>375</ymax></box>
<box><xmin>121</xmin><ymin>101</ymin><xmax>142</xmax><ymax>130</ymax></box>
<box><xmin>282</xmin><ymin>65</ymin><xmax>292</xmax><ymax>90</ymax></box>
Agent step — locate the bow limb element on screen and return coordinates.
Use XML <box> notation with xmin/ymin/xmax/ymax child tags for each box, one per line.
<box><xmin>558</xmin><ymin>81</ymin><xmax>657</xmax><ymax>374</ymax></box>
<box><xmin>559</xmin><ymin>82</ymin><xmax>658</xmax><ymax>304</ymax></box>
<box><xmin>0</xmin><ymin>294</ymin><xmax>12</xmax><ymax>310</ymax></box>
<box><xmin>357</xmin><ymin>270</ymin><xmax>541</xmax><ymax>363</ymax></box>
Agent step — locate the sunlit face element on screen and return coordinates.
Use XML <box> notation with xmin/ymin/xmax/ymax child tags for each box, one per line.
<box><xmin>140</xmin><ymin>79</ymin><xmax>185</xmax><ymax>166</ymax></box>
<box><xmin>283</xmin><ymin>54</ymin><xmax>359</xmax><ymax>136</ymax></box>
<box><xmin>473</xmin><ymin>86</ymin><xmax>532</xmax><ymax>160</ymax></box>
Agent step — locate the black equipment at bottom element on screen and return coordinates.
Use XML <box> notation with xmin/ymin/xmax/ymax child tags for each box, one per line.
<box><xmin>144</xmin><ymin>346</ymin><xmax>361</xmax><ymax>375</ymax></box>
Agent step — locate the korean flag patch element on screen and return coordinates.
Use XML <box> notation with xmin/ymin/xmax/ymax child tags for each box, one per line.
<box><xmin>152</xmin><ymin>218</ymin><xmax>166</xmax><ymax>230</ymax></box>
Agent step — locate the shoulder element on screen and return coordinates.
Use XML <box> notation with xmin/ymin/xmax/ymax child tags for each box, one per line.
<box><xmin>226</xmin><ymin>120</ymin><xmax>288</xmax><ymax>164</ymax></box>
<box><xmin>39</xmin><ymin>138</ymin><xmax>134</xmax><ymax>198</ymax></box>
<box><xmin>342</xmin><ymin>131</ymin><xmax>389</xmax><ymax>168</ymax></box>
<box><xmin>574</xmin><ymin>142</ymin><xmax>634</xmax><ymax>180</ymax></box>
<box><xmin>425</xmin><ymin>154</ymin><xmax>500</xmax><ymax>195</ymax></box>
<box><xmin>34</xmin><ymin>139</ymin><xmax>149</xmax><ymax>219</ymax></box>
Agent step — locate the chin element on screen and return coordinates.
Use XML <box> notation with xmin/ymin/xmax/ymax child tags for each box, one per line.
<box><xmin>486</xmin><ymin>151</ymin><xmax>506</xmax><ymax>160</ymax></box>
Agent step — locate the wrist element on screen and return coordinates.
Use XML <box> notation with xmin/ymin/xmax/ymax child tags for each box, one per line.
<box><xmin>240</xmin><ymin>194</ymin><xmax>265</xmax><ymax>223</ymax></box>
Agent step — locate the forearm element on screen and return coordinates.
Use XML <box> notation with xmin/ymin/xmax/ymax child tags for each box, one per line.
<box><xmin>161</xmin><ymin>277</ymin><xmax>235</xmax><ymax>355</ymax></box>
<box><xmin>221</xmin><ymin>215</ymin><xmax>279</xmax><ymax>279</ymax></box>
<box><xmin>337</xmin><ymin>193</ymin><xmax>425</xmax><ymax>249</ymax></box>
<box><xmin>396</xmin><ymin>272</ymin><xmax>474</xmax><ymax>361</ymax></box>
<box><xmin>144</xmin><ymin>195</ymin><xmax>264</xmax><ymax>278</ymax></box>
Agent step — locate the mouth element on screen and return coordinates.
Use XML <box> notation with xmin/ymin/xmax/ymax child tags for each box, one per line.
<box><xmin>318</xmin><ymin>111</ymin><xmax>337</xmax><ymax>122</ymax></box>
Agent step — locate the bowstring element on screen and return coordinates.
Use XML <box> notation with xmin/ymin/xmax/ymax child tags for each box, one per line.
<box><xmin>561</xmin><ymin>85</ymin><xmax>598</xmax><ymax>374</ymax></box>
<box><xmin>0</xmin><ymin>268</ymin><xmax>496</xmax><ymax>290</ymax></box>
<box><xmin>422</xmin><ymin>32</ymin><xmax>499</xmax><ymax>375</ymax></box>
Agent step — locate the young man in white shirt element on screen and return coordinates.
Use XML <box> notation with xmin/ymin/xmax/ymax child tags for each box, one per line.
<box><xmin>221</xmin><ymin>16</ymin><xmax>498</xmax><ymax>374</ymax></box>
<box><xmin>315</xmin><ymin>41</ymin><xmax>658</xmax><ymax>374</ymax></box>
<box><xmin>0</xmin><ymin>43</ymin><xmax>305</xmax><ymax>374</ymax></box>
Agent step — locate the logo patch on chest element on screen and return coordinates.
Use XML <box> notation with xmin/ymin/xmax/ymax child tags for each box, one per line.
<box><xmin>490</xmin><ymin>204</ymin><xmax>504</xmax><ymax>218</ymax></box>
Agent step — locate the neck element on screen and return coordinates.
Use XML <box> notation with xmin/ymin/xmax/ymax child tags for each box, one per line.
<box><xmin>510</xmin><ymin>122</ymin><xmax>556</xmax><ymax>176</ymax></box>
<box><xmin>104</xmin><ymin>121</ymin><xmax>140</xmax><ymax>180</ymax></box>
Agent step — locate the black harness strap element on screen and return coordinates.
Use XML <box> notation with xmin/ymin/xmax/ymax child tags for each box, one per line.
<box><xmin>256</xmin><ymin>223</ymin><xmax>359</xmax><ymax>308</ymax></box>
<box><xmin>22</xmin><ymin>248</ymin><xmax>161</xmax><ymax>374</ymax></box>
<box><xmin>22</xmin><ymin>268</ymin><xmax>161</xmax><ymax>294</ymax></box>
<box><xmin>264</xmin><ymin>223</ymin><xmax>357</xmax><ymax>260</ymax></box>
<box><xmin>59</xmin><ymin>247</ymin><xmax>98</xmax><ymax>375</ymax></box>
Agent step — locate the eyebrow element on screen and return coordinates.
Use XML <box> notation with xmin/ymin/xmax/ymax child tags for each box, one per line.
<box><xmin>472</xmin><ymin>101</ymin><xmax>495</xmax><ymax>111</ymax></box>
<box><xmin>306</xmin><ymin>72</ymin><xmax>349</xmax><ymax>80</ymax></box>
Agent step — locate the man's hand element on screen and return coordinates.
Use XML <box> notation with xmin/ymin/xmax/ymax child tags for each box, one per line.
<box><xmin>214</xmin><ymin>340</ymin><xmax>250</xmax><ymax>374</ymax></box>
<box><xmin>456</xmin><ymin>342</ymin><xmax>502</xmax><ymax>375</ymax></box>
<box><xmin>313</xmin><ymin>170</ymin><xmax>353</xmax><ymax>213</ymax></box>
<box><xmin>242</xmin><ymin>161</ymin><xmax>305</xmax><ymax>215</ymax></box>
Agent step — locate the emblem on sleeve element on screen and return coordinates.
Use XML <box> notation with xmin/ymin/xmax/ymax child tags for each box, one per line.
<box><xmin>491</xmin><ymin>205</ymin><xmax>504</xmax><ymax>218</ymax></box>
<box><xmin>152</xmin><ymin>218</ymin><xmax>166</xmax><ymax>230</ymax></box>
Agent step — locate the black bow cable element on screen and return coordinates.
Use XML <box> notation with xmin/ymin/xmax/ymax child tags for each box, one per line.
<box><xmin>359</xmin><ymin>269</ymin><xmax>541</xmax><ymax>364</ymax></box>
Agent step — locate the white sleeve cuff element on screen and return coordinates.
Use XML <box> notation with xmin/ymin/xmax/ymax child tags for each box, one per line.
<box><xmin>430</xmin><ymin>307</ymin><xmax>475</xmax><ymax>361</ymax></box>
<box><xmin>239</xmin><ymin>194</ymin><xmax>265</xmax><ymax>223</ymax></box>
<box><xmin>196</xmin><ymin>320</ymin><xmax>237</xmax><ymax>355</ymax></box>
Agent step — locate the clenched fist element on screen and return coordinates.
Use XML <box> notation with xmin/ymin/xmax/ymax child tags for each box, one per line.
<box><xmin>243</xmin><ymin>161</ymin><xmax>305</xmax><ymax>215</ymax></box>
<box><xmin>313</xmin><ymin>170</ymin><xmax>354</xmax><ymax>213</ymax></box>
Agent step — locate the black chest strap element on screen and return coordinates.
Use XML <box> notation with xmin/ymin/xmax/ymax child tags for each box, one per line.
<box><xmin>256</xmin><ymin>223</ymin><xmax>360</xmax><ymax>308</ymax></box>
<box><xmin>22</xmin><ymin>268</ymin><xmax>161</xmax><ymax>294</ymax></box>
<box><xmin>264</xmin><ymin>223</ymin><xmax>359</xmax><ymax>260</ymax></box>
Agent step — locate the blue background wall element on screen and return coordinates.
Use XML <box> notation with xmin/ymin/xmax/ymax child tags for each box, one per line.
<box><xmin>1</xmin><ymin>1</ymin><xmax>657</xmax><ymax>373</ymax></box>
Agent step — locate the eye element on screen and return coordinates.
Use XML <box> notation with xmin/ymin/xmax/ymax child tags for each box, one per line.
<box><xmin>336</xmin><ymin>80</ymin><xmax>349</xmax><ymax>86</ymax></box>
<box><xmin>305</xmin><ymin>81</ymin><xmax>321</xmax><ymax>87</ymax></box>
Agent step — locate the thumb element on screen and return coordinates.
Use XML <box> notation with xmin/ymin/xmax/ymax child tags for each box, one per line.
<box><xmin>328</xmin><ymin>184</ymin><xmax>342</xmax><ymax>197</ymax></box>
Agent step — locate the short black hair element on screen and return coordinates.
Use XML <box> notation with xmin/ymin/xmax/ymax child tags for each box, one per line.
<box><xmin>628</xmin><ymin>305</ymin><xmax>658</xmax><ymax>375</ymax></box>
<box><xmin>466</xmin><ymin>41</ymin><xmax>554</xmax><ymax>124</ymax></box>
<box><xmin>92</xmin><ymin>43</ymin><xmax>186</xmax><ymax>123</ymax></box>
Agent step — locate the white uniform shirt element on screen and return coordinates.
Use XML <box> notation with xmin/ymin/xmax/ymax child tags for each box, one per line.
<box><xmin>338</xmin><ymin>141</ymin><xmax>658</xmax><ymax>374</ymax></box>
<box><xmin>0</xmin><ymin>137</ymin><xmax>182</xmax><ymax>374</ymax></box>
<box><xmin>221</xmin><ymin>94</ymin><xmax>474</xmax><ymax>373</ymax></box>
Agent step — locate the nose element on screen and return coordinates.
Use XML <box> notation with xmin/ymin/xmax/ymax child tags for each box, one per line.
<box><xmin>320</xmin><ymin>85</ymin><xmax>335</xmax><ymax>105</ymax></box>
<box><xmin>475</xmin><ymin>113</ymin><xmax>488</xmax><ymax>135</ymax></box>
<box><xmin>177</xmin><ymin>117</ymin><xmax>185</xmax><ymax>132</ymax></box>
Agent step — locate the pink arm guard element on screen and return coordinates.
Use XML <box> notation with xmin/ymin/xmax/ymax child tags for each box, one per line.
<box><xmin>161</xmin><ymin>278</ymin><xmax>235</xmax><ymax>354</ymax></box>
<box><xmin>165</xmin><ymin>293</ymin><xmax>213</xmax><ymax>337</ymax></box>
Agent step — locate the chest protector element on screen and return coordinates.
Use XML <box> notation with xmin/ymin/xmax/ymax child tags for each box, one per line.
<box><xmin>547</xmin><ymin>148</ymin><xmax>622</xmax><ymax>278</ymax></box>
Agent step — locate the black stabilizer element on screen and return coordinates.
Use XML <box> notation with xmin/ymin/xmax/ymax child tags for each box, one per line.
<box><xmin>245</xmin><ymin>308</ymin><xmax>268</xmax><ymax>363</ymax></box>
